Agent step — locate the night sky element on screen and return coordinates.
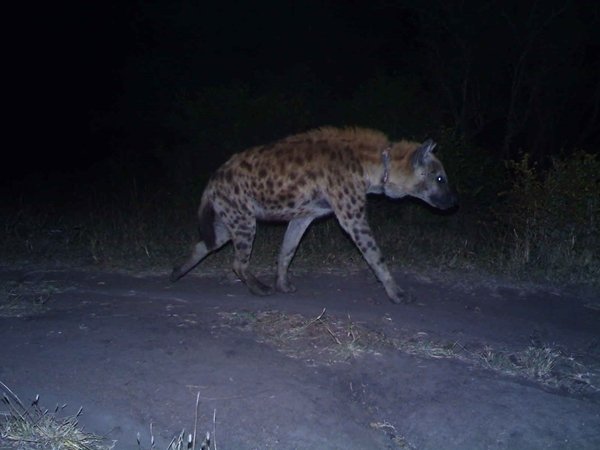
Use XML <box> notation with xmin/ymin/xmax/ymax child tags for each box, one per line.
<box><xmin>10</xmin><ymin>0</ymin><xmax>600</xmax><ymax>184</ymax></box>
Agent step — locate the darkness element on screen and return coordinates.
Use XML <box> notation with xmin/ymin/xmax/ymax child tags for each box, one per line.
<box><xmin>9</xmin><ymin>0</ymin><xmax>600</xmax><ymax>188</ymax></box>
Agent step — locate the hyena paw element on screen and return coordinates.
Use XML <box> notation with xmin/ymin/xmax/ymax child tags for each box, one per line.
<box><xmin>386</xmin><ymin>285</ymin><xmax>415</xmax><ymax>304</ymax></box>
<box><xmin>170</xmin><ymin>268</ymin><xmax>183</xmax><ymax>282</ymax></box>
<box><xmin>275</xmin><ymin>277</ymin><xmax>296</xmax><ymax>294</ymax></box>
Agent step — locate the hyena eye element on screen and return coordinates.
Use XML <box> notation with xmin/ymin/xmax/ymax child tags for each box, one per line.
<box><xmin>436</xmin><ymin>175</ymin><xmax>445</xmax><ymax>183</ymax></box>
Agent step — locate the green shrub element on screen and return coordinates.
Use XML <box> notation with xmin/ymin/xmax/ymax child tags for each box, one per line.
<box><xmin>499</xmin><ymin>151</ymin><xmax>600</xmax><ymax>283</ymax></box>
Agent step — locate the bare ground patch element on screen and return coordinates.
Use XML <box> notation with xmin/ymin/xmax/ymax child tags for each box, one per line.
<box><xmin>217</xmin><ymin>308</ymin><xmax>600</xmax><ymax>395</ymax></box>
<box><xmin>1</xmin><ymin>269</ymin><xmax>599</xmax><ymax>450</ymax></box>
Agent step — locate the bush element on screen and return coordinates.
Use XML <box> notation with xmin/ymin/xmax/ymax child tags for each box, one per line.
<box><xmin>499</xmin><ymin>151</ymin><xmax>600</xmax><ymax>283</ymax></box>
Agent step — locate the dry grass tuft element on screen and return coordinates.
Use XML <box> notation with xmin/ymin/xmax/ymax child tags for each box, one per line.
<box><xmin>0</xmin><ymin>382</ymin><xmax>114</xmax><ymax>450</ymax></box>
<box><xmin>0</xmin><ymin>385</ymin><xmax>215</xmax><ymax>450</ymax></box>
<box><xmin>218</xmin><ymin>308</ymin><xmax>389</xmax><ymax>362</ymax></box>
<box><xmin>137</xmin><ymin>393</ymin><xmax>214</xmax><ymax>450</ymax></box>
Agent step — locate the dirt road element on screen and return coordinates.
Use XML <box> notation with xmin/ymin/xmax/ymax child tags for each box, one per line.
<box><xmin>1</xmin><ymin>268</ymin><xmax>599</xmax><ymax>449</ymax></box>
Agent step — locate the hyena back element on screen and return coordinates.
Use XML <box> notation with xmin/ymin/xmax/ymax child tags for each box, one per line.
<box><xmin>171</xmin><ymin>127</ymin><xmax>457</xmax><ymax>303</ymax></box>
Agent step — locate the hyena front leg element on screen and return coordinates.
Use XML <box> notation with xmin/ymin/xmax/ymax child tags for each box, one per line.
<box><xmin>171</xmin><ymin>220</ymin><xmax>231</xmax><ymax>281</ymax></box>
<box><xmin>336</xmin><ymin>212</ymin><xmax>413</xmax><ymax>304</ymax></box>
<box><xmin>275</xmin><ymin>217</ymin><xmax>314</xmax><ymax>293</ymax></box>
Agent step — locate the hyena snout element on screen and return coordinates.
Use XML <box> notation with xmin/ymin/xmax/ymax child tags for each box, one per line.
<box><xmin>429</xmin><ymin>186</ymin><xmax>459</xmax><ymax>210</ymax></box>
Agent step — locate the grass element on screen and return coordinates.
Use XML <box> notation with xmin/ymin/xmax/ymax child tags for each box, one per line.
<box><xmin>1</xmin><ymin>164</ymin><xmax>599</xmax><ymax>291</ymax></box>
<box><xmin>0</xmin><ymin>384</ymin><xmax>216</xmax><ymax>450</ymax></box>
<box><xmin>137</xmin><ymin>394</ymin><xmax>214</xmax><ymax>450</ymax></box>
<box><xmin>0</xmin><ymin>279</ymin><xmax>75</xmax><ymax>318</ymax></box>
<box><xmin>0</xmin><ymin>382</ymin><xmax>114</xmax><ymax>450</ymax></box>
<box><xmin>218</xmin><ymin>308</ymin><xmax>376</xmax><ymax>362</ymax></box>
<box><xmin>217</xmin><ymin>308</ymin><xmax>600</xmax><ymax>394</ymax></box>
<box><xmin>400</xmin><ymin>334</ymin><xmax>599</xmax><ymax>394</ymax></box>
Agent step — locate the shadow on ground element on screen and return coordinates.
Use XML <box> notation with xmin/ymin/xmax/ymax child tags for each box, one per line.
<box><xmin>0</xmin><ymin>267</ymin><xmax>599</xmax><ymax>449</ymax></box>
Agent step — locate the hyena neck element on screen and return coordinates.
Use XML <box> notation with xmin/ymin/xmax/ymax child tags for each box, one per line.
<box><xmin>364</xmin><ymin>147</ymin><xmax>392</xmax><ymax>195</ymax></box>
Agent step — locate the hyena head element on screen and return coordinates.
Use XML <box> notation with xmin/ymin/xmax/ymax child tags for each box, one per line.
<box><xmin>384</xmin><ymin>139</ymin><xmax>458</xmax><ymax>210</ymax></box>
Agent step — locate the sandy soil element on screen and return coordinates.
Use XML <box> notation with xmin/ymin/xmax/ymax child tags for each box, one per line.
<box><xmin>0</xmin><ymin>267</ymin><xmax>599</xmax><ymax>450</ymax></box>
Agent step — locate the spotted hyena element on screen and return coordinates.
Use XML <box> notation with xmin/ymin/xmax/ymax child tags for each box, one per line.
<box><xmin>171</xmin><ymin>127</ymin><xmax>457</xmax><ymax>303</ymax></box>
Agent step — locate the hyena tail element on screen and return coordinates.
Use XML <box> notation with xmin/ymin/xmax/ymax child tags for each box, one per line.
<box><xmin>198</xmin><ymin>197</ymin><xmax>216</xmax><ymax>249</ymax></box>
<box><xmin>170</xmin><ymin>195</ymin><xmax>217</xmax><ymax>283</ymax></box>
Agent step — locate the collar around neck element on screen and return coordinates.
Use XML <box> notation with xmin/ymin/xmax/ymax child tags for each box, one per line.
<box><xmin>381</xmin><ymin>147</ymin><xmax>391</xmax><ymax>185</ymax></box>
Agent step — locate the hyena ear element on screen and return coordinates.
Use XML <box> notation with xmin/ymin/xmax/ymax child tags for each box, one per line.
<box><xmin>411</xmin><ymin>139</ymin><xmax>437</xmax><ymax>168</ymax></box>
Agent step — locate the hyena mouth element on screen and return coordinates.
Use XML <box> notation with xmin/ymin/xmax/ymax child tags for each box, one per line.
<box><xmin>430</xmin><ymin>191</ymin><xmax>459</xmax><ymax>210</ymax></box>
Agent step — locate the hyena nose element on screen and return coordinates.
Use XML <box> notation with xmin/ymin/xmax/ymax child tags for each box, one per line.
<box><xmin>448</xmin><ymin>187</ymin><xmax>459</xmax><ymax>208</ymax></box>
<box><xmin>437</xmin><ymin>187</ymin><xmax>459</xmax><ymax>210</ymax></box>
<box><xmin>430</xmin><ymin>189</ymin><xmax>458</xmax><ymax>210</ymax></box>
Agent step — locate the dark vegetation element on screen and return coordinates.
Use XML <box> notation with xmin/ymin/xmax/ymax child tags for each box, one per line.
<box><xmin>2</xmin><ymin>0</ymin><xmax>599</xmax><ymax>289</ymax></box>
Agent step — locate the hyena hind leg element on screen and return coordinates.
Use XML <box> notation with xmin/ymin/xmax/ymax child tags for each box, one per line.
<box><xmin>229</xmin><ymin>219</ymin><xmax>275</xmax><ymax>296</ymax></box>
<box><xmin>170</xmin><ymin>221</ymin><xmax>230</xmax><ymax>282</ymax></box>
<box><xmin>275</xmin><ymin>217</ymin><xmax>314</xmax><ymax>293</ymax></box>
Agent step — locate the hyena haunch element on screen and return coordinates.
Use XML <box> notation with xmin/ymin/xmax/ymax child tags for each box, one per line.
<box><xmin>171</xmin><ymin>127</ymin><xmax>457</xmax><ymax>303</ymax></box>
